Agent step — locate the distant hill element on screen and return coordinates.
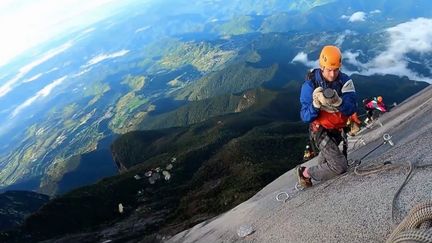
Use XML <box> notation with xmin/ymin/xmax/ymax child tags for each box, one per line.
<box><xmin>0</xmin><ymin>191</ymin><xmax>49</xmax><ymax>231</ymax></box>
<box><xmin>138</xmin><ymin>74</ymin><xmax>428</xmax><ymax>131</ymax></box>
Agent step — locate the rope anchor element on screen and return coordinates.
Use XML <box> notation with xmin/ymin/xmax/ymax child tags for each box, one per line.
<box><xmin>357</xmin><ymin>133</ymin><xmax>395</xmax><ymax>163</ymax></box>
<box><xmin>383</xmin><ymin>133</ymin><xmax>394</xmax><ymax>146</ymax></box>
<box><xmin>276</xmin><ymin>192</ymin><xmax>290</xmax><ymax>202</ymax></box>
<box><xmin>276</xmin><ymin>183</ymin><xmax>304</xmax><ymax>203</ymax></box>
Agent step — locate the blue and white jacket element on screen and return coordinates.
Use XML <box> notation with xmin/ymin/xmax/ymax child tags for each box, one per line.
<box><xmin>300</xmin><ymin>68</ymin><xmax>357</xmax><ymax>129</ymax></box>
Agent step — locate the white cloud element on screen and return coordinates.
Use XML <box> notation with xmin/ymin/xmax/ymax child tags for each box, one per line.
<box><xmin>342</xmin><ymin>12</ymin><xmax>366</xmax><ymax>22</ymax></box>
<box><xmin>347</xmin><ymin>18</ymin><xmax>432</xmax><ymax>82</ymax></box>
<box><xmin>335</xmin><ymin>30</ymin><xmax>356</xmax><ymax>46</ymax></box>
<box><xmin>73</xmin><ymin>67</ymin><xmax>93</xmax><ymax>77</ymax></box>
<box><xmin>291</xmin><ymin>52</ymin><xmax>317</xmax><ymax>68</ymax></box>
<box><xmin>83</xmin><ymin>49</ymin><xmax>129</xmax><ymax>67</ymax></box>
<box><xmin>23</xmin><ymin>73</ymin><xmax>43</xmax><ymax>83</ymax></box>
<box><xmin>47</xmin><ymin>67</ymin><xmax>59</xmax><ymax>73</ymax></box>
<box><xmin>291</xmin><ymin>18</ymin><xmax>432</xmax><ymax>83</ymax></box>
<box><xmin>22</xmin><ymin>41</ymin><xmax>73</xmax><ymax>74</ymax></box>
<box><xmin>343</xmin><ymin>50</ymin><xmax>365</xmax><ymax>68</ymax></box>
<box><xmin>370</xmin><ymin>9</ymin><xmax>381</xmax><ymax>14</ymax></box>
<box><xmin>348</xmin><ymin>12</ymin><xmax>366</xmax><ymax>22</ymax></box>
<box><xmin>135</xmin><ymin>26</ymin><xmax>151</xmax><ymax>33</ymax></box>
<box><xmin>11</xmin><ymin>76</ymin><xmax>67</xmax><ymax>117</ymax></box>
<box><xmin>0</xmin><ymin>41</ymin><xmax>72</xmax><ymax>98</ymax></box>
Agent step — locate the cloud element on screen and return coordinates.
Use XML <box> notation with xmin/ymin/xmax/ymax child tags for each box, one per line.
<box><xmin>23</xmin><ymin>67</ymin><xmax>61</xmax><ymax>83</ymax></box>
<box><xmin>292</xmin><ymin>31</ymin><xmax>357</xmax><ymax>69</ymax></box>
<box><xmin>23</xmin><ymin>73</ymin><xmax>43</xmax><ymax>83</ymax></box>
<box><xmin>291</xmin><ymin>18</ymin><xmax>432</xmax><ymax>83</ymax></box>
<box><xmin>0</xmin><ymin>41</ymin><xmax>72</xmax><ymax>98</ymax></box>
<box><xmin>135</xmin><ymin>26</ymin><xmax>151</xmax><ymax>33</ymax></box>
<box><xmin>291</xmin><ymin>49</ymin><xmax>362</xmax><ymax>71</ymax></box>
<box><xmin>291</xmin><ymin>52</ymin><xmax>317</xmax><ymax>68</ymax></box>
<box><xmin>83</xmin><ymin>49</ymin><xmax>130</xmax><ymax>67</ymax></box>
<box><xmin>370</xmin><ymin>9</ymin><xmax>381</xmax><ymax>14</ymax></box>
<box><xmin>73</xmin><ymin>67</ymin><xmax>93</xmax><ymax>77</ymax></box>
<box><xmin>21</xmin><ymin>41</ymin><xmax>73</xmax><ymax>74</ymax></box>
<box><xmin>11</xmin><ymin>76</ymin><xmax>67</xmax><ymax>117</ymax></box>
<box><xmin>341</xmin><ymin>11</ymin><xmax>366</xmax><ymax>22</ymax></box>
<box><xmin>352</xmin><ymin>18</ymin><xmax>432</xmax><ymax>82</ymax></box>
<box><xmin>343</xmin><ymin>50</ymin><xmax>365</xmax><ymax>68</ymax></box>
<box><xmin>335</xmin><ymin>30</ymin><xmax>356</xmax><ymax>46</ymax></box>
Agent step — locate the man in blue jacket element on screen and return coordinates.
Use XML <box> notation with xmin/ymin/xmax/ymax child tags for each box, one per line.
<box><xmin>296</xmin><ymin>45</ymin><xmax>357</xmax><ymax>188</ymax></box>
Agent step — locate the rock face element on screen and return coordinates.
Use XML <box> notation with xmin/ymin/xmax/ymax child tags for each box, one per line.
<box><xmin>0</xmin><ymin>191</ymin><xmax>49</xmax><ymax>231</ymax></box>
<box><xmin>167</xmin><ymin>86</ymin><xmax>432</xmax><ymax>243</ymax></box>
<box><xmin>235</xmin><ymin>90</ymin><xmax>257</xmax><ymax>112</ymax></box>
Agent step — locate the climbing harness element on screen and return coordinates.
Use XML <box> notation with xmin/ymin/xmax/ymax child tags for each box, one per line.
<box><xmin>342</xmin><ymin>129</ymin><xmax>348</xmax><ymax>159</ymax></box>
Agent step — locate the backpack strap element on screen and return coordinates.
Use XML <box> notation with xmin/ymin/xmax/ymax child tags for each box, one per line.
<box><xmin>307</xmin><ymin>68</ymin><xmax>344</xmax><ymax>90</ymax></box>
<box><xmin>306</xmin><ymin>69</ymin><xmax>319</xmax><ymax>89</ymax></box>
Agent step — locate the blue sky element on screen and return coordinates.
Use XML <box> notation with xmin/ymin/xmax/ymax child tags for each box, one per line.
<box><xmin>0</xmin><ymin>0</ymin><xmax>141</xmax><ymax>67</ymax></box>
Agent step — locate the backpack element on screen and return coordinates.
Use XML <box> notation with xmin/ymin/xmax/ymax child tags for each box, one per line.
<box><xmin>362</xmin><ymin>97</ymin><xmax>373</xmax><ymax>107</ymax></box>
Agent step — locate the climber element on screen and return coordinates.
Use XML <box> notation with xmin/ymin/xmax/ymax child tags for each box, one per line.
<box><xmin>303</xmin><ymin>144</ymin><xmax>315</xmax><ymax>161</ymax></box>
<box><xmin>297</xmin><ymin>45</ymin><xmax>357</xmax><ymax>188</ymax></box>
<box><xmin>363</xmin><ymin>96</ymin><xmax>387</xmax><ymax>124</ymax></box>
<box><xmin>346</xmin><ymin>112</ymin><xmax>362</xmax><ymax>136</ymax></box>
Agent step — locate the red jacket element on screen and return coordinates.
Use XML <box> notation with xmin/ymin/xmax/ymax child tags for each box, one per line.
<box><xmin>314</xmin><ymin>110</ymin><xmax>348</xmax><ymax>130</ymax></box>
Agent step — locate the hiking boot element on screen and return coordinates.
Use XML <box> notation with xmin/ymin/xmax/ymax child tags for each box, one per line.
<box><xmin>295</xmin><ymin>166</ymin><xmax>312</xmax><ymax>188</ymax></box>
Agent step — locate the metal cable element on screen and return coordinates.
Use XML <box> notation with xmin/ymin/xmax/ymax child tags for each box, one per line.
<box><xmin>391</xmin><ymin>161</ymin><xmax>414</xmax><ymax>222</ymax></box>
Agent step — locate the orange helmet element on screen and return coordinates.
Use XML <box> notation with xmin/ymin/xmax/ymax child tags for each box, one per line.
<box><xmin>377</xmin><ymin>96</ymin><xmax>383</xmax><ymax>102</ymax></box>
<box><xmin>319</xmin><ymin>45</ymin><xmax>342</xmax><ymax>69</ymax></box>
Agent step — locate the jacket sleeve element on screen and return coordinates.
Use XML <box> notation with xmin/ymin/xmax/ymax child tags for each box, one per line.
<box><xmin>339</xmin><ymin>78</ymin><xmax>358</xmax><ymax>116</ymax></box>
<box><xmin>377</xmin><ymin>103</ymin><xmax>387</xmax><ymax>112</ymax></box>
<box><xmin>300</xmin><ymin>80</ymin><xmax>319</xmax><ymax>123</ymax></box>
